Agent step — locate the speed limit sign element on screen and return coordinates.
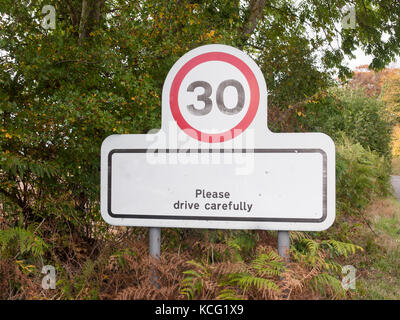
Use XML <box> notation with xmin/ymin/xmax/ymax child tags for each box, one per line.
<box><xmin>101</xmin><ymin>45</ymin><xmax>335</xmax><ymax>231</ymax></box>
<box><xmin>169</xmin><ymin>50</ymin><xmax>259</xmax><ymax>142</ymax></box>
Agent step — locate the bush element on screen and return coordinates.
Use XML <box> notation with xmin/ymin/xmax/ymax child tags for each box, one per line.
<box><xmin>293</xmin><ymin>88</ymin><xmax>393</xmax><ymax>215</ymax></box>
<box><xmin>392</xmin><ymin>125</ymin><xmax>400</xmax><ymax>157</ymax></box>
<box><xmin>336</xmin><ymin>136</ymin><xmax>391</xmax><ymax>215</ymax></box>
<box><xmin>297</xmin><ymin>88</ymin><xmax>392</xmax><ymax>158</ymax></box>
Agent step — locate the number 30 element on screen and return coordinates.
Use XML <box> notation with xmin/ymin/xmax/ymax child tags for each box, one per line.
<box><xmin>187</xmin><ymin>79</ymin><xmax>245</xmax><ymax>116</ymax></box>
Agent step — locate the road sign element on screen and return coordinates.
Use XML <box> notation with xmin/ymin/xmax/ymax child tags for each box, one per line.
<box><xmin>101</xmin><ymin>44</ymin><xmax>335</xmax><ymax>231</ymax></box>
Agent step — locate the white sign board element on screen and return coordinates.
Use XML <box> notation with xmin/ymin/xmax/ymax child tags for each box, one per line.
<box><xmin>101</xmin><ymin>45</ymin><xmax>335</xmax><ymax>231</ymax></box>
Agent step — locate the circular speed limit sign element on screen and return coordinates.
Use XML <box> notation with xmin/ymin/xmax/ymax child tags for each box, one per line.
<box><xmin>169</xmin><ymin>47</ymin><xmax>260</xmax><ymax>143</ymax></box>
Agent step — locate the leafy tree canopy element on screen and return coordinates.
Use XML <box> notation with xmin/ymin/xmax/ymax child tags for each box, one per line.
<box><xmin>1</xmin><ymin>0</ymin><xmax>399</xmax><ymax>232</ymax></box>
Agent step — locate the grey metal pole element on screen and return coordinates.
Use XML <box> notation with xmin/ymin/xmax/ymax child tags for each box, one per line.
<box><xmin>149</xmin><ymin>227</ymin><xmax>161</xmax><ymax>288</ymax></box>
<box><xmin>149</xmin><ymin>227</ymin><xmax>161</xmax><ymax>259</ymax></box>
<box><xmin>278</xmin><ymin>231</ymin><xmax>290</xmax><ymax>261</ymax></box>
<box><xmin>278</xmin><ymin>231</ymin><xmax>290</xmax><ymax>299</ymax></box>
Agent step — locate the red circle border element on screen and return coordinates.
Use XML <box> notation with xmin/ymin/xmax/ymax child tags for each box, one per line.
<box><xmin>169</xmin><ymin>52</ymin><xmax>259</xmax><ymax>143</ymax></box>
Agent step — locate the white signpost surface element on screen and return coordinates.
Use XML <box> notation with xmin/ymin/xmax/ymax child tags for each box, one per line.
<box><xmin>101</xmin><ymin>44</ymin><xmax>335</xmax><ymax>231</ymax></box>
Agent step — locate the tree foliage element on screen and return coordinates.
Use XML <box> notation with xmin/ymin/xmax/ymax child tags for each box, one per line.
<box><xmin>295</xmin><ymin>88</ymin><xmax>392</xmax><ymax>157</ymax></box>
<box><xmin>348</xmin><ymin>65</ymin><xmax>400</xmax><ymax>98</ymax></box>
<box><xmin>380</xmin><ymin>70</ymin><xmax>400</xmax><ymax>124</ymax></box>
<box><xmin>1</xmin><ymin>0</ymin><xmax>400</xmax><ymax>234</ymax></box>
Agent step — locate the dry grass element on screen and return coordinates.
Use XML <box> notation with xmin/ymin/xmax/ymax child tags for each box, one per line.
<box><xmin>365</xmin><ymin>197</ymin><xmax>400</xmax><ymax>218</ymax></box>
<box><xmin>354</xmin><ymin>197</ymin><xmax>400</xmax><ymax>299</ymax></box>
<box><xmin>392</xmin><ymin>157</ymin><xmax>400</xmax><ymax>175</ymax></box>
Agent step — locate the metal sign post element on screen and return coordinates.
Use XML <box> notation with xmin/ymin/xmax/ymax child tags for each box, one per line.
<box><xmin>149</xmin><ymin>227</ymin><xmax>161</xmax><ymax>287</ymax></box>
<box><xmin>278</xmin><ymin>231</ymin><xmax>290</xmax><ymax>261</ymax></box>
<box><xmin>149</xmin><ymin>227</ymin><xmax>161</xmax><ymax>259</ymax></box>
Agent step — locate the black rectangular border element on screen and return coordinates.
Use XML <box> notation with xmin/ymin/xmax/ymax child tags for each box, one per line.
<box><xmin>107</xmin><ymin>149</ymin><xmax>327</xmax><ymax>223</ymax></box>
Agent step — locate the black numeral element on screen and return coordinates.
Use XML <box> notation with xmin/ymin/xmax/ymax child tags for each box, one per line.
<box><xmin>187</xmin><ymin>79</ymin><xmax>245</xmax><ymax>115</ymax></box>
<box><xmin>216</xmin><ymin>79</ymin><xmax>244</xmax><ymax>115</ymax></box>
<box><xmin>186</xmin><ymin>81</ymin><xmax>212</xmax><ymax>116</ymax></box>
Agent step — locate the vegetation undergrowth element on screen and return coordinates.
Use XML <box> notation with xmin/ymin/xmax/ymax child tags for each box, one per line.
<box><xmin>353</xmin><ymin>198</ymin><xmax>400</xmax><ymax>299</ymax></box>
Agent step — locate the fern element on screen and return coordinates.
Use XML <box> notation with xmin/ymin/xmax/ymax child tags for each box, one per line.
<box><xmin>219</xmin><ymin>248</ymin><xmax>284</xmax><ymax>298</ymax></box>
<box><xmin>0</xmin><ymin>227</ymin><xmax>48</xmax><ymax>259</ymax></box>
<box><xmin>180</xmin><ymin>260</ymin><xmax>212</xmax><ymax>300</ymax></box>
<box><xmin>321</xmin><ymin>240</ymin><xmax>363</xmax><ymax>257</ymax></box>
<box><xmin>74</xmin><ymin>259</ymin><xmax>97</xmax><ymax>298</ymax></box>
<box><xmin>302</xmin><ymin>238</ymin><xmax>320</xmax><ymax>256</ymax></box>
<box><xmin>251</xmin><ymin>250</ymin><xmax>284</xmax><ymax>277</ymax></box>
<box><xmin>227</xmin><ymin>273</ymin><xmax>280</xmax><ymax>294</ymax></box>
<box><xmin>290</xmin><ymin>231</ymin><xmax>311</xmax><ymax>242</ymax></box>
<box><xmin>311</xmin><ymin>273</ymin><xmax>346</xmax><ymax>299</ymax></box>
<box><xmin>295</xmin><ymin>238</ymin><xmax>363</xmax><ymax>262</ymax></box>
<box><xmin>292</xmin><ymin>237</ymin><xmax>363</xmax><ymax>298</ymax></box>
<box><xmin>217</xmin><ymin>288</ymin><xmax>242</xmax><ymax>300</ymax></box>
<box><xmin>226</xmin><ymin>231</ymin><xmax>257</xmax><ymax>262</ymax></box>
